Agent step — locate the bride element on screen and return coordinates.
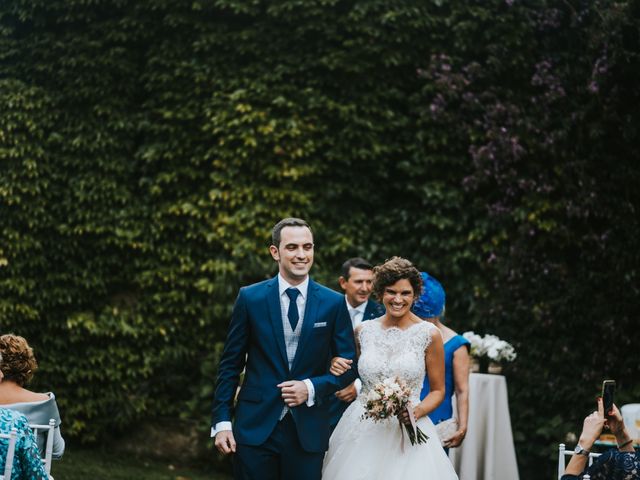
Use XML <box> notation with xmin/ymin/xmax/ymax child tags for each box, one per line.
<box><xmin>322</xmin><ymin>257</ymin><xmax>459</xmax><ymax>479</ymax></box>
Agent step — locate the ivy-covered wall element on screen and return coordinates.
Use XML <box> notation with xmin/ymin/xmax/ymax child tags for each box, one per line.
<box><xmin>1</xmin><ymin>1</ymin><xmax>638</xmax><ymax>477</ymax></box>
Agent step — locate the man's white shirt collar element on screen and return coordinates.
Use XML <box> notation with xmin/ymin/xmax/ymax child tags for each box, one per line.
<box><xmin>278</xmin><ymin>273</ymin><xmax>309</xmax><ymax>299</ymax></box>
<box><xmin>345</xmin><ymin>297</ymin><xmax>367</xmax><ymax>315</ymax></box>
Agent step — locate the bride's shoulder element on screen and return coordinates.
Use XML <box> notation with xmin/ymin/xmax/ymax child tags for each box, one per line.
<box><xmin>357</xmin><ymin>317</ymin><xmax>382</xmax><ymax>336</ymax></box>
<box><xmin>421</xmin><ymin>321</ymin><xmax>439</xmax><ymax>334</ymax></box>
<box><xmin>414</xmin><ymin>321</ymin><xmax>440</xmax><ymax>348</ymax></box>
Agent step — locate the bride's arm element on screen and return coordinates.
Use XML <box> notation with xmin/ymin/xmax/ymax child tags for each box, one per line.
<box><xmin>414</xmin><ymin>327</ymin><xmax>445</xmax><ymax>419</ymax></box>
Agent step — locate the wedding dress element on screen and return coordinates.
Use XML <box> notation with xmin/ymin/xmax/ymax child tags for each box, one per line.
<box><xmin>322</xmin><ymin>319</ymin><xmax>459</xmax><ymax>480</ymax></box>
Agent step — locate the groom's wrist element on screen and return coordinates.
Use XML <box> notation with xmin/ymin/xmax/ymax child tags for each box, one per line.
<box><xmin>354</xmin><ymin>378</ymin><xmax>362</xmax><ymax>396</ymax></box>
<box><xmin>211</xmin><ymin>421</ymin><xmax>233</xmax><ymax>437</ymax></box>
<box><xmin>303</xmin><ymin>379</ymin><xmax>315</xmax><ymax>406</ymax></box>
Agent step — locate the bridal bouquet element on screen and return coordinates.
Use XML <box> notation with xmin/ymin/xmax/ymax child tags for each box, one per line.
<box><xmin>362</xmin><ymin>376</ymin><xmax>429</xmax><ymax>446</ymax></box>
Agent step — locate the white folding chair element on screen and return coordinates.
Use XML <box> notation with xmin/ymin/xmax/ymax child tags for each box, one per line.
<box><xmin>0</xmin><ymin>428</ymin><xmax>18</xmax><ymax>480</ymax></box>
<box><xmin>29</xmin><ymin>419</ymin><xmax>56</xmax><ymax>476</ymax></box>
<box><xmin>558</xmin><ymin>443</ymin><xmax>601</xmax><ymax>479</ymax></box>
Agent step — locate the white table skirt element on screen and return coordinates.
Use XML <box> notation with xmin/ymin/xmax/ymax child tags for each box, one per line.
<box><xmin>449</xmin><ymin>373</ymin><xmax>520</xmax><ymax>480</ymax></box>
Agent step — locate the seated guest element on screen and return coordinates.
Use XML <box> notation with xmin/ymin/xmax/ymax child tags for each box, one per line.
<box><xmin>0</xmin><ymin>334</ymin><xmax>65</xmax><ymax>459</ymax></box>
<box><xmin>562</xmin><ymin>397</ymin><xmax>639</xmax><ymax>480</ymax></box>
<box><xmin>0</xmin><ymin>354</ymin><xmax>49</xmax><ymax>479</ymax></box>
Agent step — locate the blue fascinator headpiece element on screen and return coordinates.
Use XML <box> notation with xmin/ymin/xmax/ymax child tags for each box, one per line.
<box><xmin>412</xmin><ymin>272</ymin><xmax>445</xmax><ymax>318</ymax></box>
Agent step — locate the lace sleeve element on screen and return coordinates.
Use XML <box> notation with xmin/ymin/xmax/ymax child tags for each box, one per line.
<box><xmin>420</xmin><ymin>321</ymin><xmax>435</xmax><ymax>352</ymax></box>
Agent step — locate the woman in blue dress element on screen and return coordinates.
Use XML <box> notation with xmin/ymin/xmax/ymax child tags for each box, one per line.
<box><xmin>413</xmin><ymin>272</ymin><xmax>470</xmax><ymax>452</ymax></box>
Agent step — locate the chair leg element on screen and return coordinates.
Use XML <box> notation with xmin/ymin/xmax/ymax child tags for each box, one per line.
<box><xmin>558</xmin><ymin>443</ymin><xmax>566</xmax><ymax>480</ymax></box>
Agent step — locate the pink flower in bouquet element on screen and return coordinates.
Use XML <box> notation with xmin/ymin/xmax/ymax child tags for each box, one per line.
<box><xmin>362</xmin><ymin>376</ymin><xmax>429</xmax><ymax>446</ymax></box>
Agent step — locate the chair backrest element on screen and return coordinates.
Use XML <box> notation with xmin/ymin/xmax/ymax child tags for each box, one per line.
<box><xmin>29</xmin><ymin>419</ymin><xmax>55</xmax><ymax>475</ymax></box>
<box><xmin>557</xmin><ymin>443</ymin><xmax>601</xmax><ymax>480</ymax></box>
<box><xmin>621</xmin><ymin>403</ymin><xmax>640</xmax><ymax>440</ymax></box>
<box><xmin>0</xmin><ymin>428</ymin><xmax>18</xmax><ymax>480</ymax></box>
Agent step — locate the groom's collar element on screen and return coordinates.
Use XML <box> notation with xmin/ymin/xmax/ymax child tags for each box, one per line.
<box><xmin>277</xmin><ymin>273</ymin><xmax>309</xmax><ymax>299</ymax></box>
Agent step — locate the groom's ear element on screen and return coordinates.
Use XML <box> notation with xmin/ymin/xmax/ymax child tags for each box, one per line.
<box><xmin>269</xmin><ymin>244</ymin><xmax>280</xmax><ymax>261</ymax></box>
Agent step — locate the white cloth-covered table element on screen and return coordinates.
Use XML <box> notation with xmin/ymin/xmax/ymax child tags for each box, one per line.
<box><xmin>449</xmin><ymin>373</ymin><xmax>519</xmax><ymax>480</ymax></box>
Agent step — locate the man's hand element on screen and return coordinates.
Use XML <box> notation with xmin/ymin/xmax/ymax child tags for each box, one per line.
<box><xmin>335</xmin><ymin>382</ymin><xmax>357</xmax><ymax>402</ymax></box>
<box><xmin>277</xmin><ymin>380</ymin><xmax>309</xmax><ymax>407</ymax></box>
<box><xmin>214</xmin><ymin>430</ymin><xmax>236</xmax><ymax>455</ymax></box>
<box><xmin>330</xmin><ymin>357</ymin><xmax>353</xmax><ymax>376</ymax></box>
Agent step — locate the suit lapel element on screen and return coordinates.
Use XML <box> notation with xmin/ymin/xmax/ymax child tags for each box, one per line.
<box><xmin>363</xmin><ymin>299</ymin><xmax>383</xmax><ymax>321</ymax></box>
<box><xmin>291</xmin><ymin>278</ymin><xmax>319</xmax><ymax>372</ymax></box>
<box><xmin>267</xmin><ymin>277</ymin><xmax>289</xmax><ymax>370</ymax></box>
<box><xmin>363</xmin><ymin>299</ymin><xmax>375</xmax><ymax>321</ymax></box>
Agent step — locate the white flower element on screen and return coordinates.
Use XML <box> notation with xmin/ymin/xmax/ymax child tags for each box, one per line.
<box><xmin>462</xmin><ymin>331</ymin><xmax>488</xmax><ymax>357</ymax></box>
<box><xmin>463</xmin><ymin>331</ymin><xmax>516</xmax><ymax>362</ymax></box>
<box><xmin>486</xmin><ymin>339</ymin><xmax>517</xmax><ymax>362</ymax></box>
<box><xmin>382</xmin><ymin>377</ymin><xmax>396</xmax><ymax>387</ymax></box>
<box><xmin>367</xmin><ymin>390</ymin><xmax>382</xmax><ymax>402</ymax></box>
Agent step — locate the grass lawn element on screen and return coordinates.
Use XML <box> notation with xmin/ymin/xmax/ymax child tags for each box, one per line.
<box><xmin>50</xmin><ymin>447</ymin><xmax>232</xmax><ymax>480</ymax></box>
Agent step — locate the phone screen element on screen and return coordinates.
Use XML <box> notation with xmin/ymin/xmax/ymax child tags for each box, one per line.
<box><xmin>602</xmin><ymin>380</ymin><xmax>615</xmax><ymax>414</ymax></box>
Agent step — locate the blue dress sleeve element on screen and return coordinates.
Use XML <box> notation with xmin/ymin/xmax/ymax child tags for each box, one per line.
<box><xmin>451</xmin><ymin>334</ymin><xmax>471</xmax><ymax>352</ymax></box>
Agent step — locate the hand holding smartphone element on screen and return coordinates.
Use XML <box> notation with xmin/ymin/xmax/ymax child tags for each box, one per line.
<box><xmin>602</xmin><ymin>380</ymin><xmax>615</xmax><ymax>416</ymax></box>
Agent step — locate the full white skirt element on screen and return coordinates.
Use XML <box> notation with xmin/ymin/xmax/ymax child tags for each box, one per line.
<box><xmin>323</xmin><ymin>401</ymin><xmax>459</xmax><ymax>480</ymax></box>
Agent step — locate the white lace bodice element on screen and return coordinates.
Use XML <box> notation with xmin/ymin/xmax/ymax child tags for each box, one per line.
<box><xmin>357</xmin><ymin>319</ymin><xmax>435</xmax><ymax>405</ymax></box>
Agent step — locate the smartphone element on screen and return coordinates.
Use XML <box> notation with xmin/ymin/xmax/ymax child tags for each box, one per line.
<box><xmin>602</xmin><ymin>380</ymin><xmax>616</xmax><ymax>415</ymax></box>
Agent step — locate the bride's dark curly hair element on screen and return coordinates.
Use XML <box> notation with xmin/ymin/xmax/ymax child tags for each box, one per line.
<box><xmin>372</xmin><ymin>257</ymin><xmax>423</xmax><ymax>302</ymax></box>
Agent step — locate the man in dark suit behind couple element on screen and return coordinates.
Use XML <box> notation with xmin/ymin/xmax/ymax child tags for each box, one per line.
<box><xmin>329</xmin><ymin>257</ymin><xmax>385</xmax><ymax>431</ymax></box>
<box><xmin>211</xmin><ymin>217</ymin><xmax>358</xmax><ymax>480</ymax></box>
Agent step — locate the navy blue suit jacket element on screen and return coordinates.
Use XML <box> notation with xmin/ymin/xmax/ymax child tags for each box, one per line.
<box><xmin>362</xmin><ymin>298</ymin><xmax>385</xmax><ymax>322</ymax></box>
<box><xmin>211</xmin><ymin>276</ymin><xmax>357</xmax><ymax>453</ymax></box>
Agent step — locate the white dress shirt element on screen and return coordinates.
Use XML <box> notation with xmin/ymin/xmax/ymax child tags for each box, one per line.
<box><xmin>345</xmin><ymin>298</ymin><xmax>367</xmax><ymax>329</ymax></box>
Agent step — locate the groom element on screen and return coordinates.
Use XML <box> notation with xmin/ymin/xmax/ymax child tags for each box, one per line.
<box><xmin>211</xmin><ymin>217</ymin><xmax>358</xmax><ymax>480</ymax></box>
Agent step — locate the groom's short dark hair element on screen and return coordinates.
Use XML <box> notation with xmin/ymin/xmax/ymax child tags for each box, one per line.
<box><xmin>271</xmin><ymin>217</ymin><xmax>312</xmax><ymax>247</ymax></box>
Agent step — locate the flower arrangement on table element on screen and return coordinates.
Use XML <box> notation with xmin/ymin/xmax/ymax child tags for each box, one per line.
<box><xmin>362</xmin><ymin>376</ymin><xmax>429</xmax><ymax>447</ymax></box>
<box><xmin>462</xmin><ymin>331</ymin><xmax>517</xmax><ymax>373</ymax></box>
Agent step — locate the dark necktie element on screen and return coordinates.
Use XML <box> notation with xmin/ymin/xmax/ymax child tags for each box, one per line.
<box><xmin>285</xmin><ymin>288</ymin><xmax>300</xmax><ymax>331</ymax></box>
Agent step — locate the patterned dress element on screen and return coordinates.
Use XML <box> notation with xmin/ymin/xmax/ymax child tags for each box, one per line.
<box><xmin>561</xmin><ymin>449</ymin><xmax>640</xmax><ymax>480</ymax></box>
<box><xmin>0</xmin><ymin>407</ymin><xmax>48</xmax><ymax>480</ymax></box>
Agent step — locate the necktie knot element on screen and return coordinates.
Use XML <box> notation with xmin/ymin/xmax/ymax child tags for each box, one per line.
<box><xmin>286</xmin><ymin>288</ymin><xmax>300</xmax><ymax>302</ymax></box>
